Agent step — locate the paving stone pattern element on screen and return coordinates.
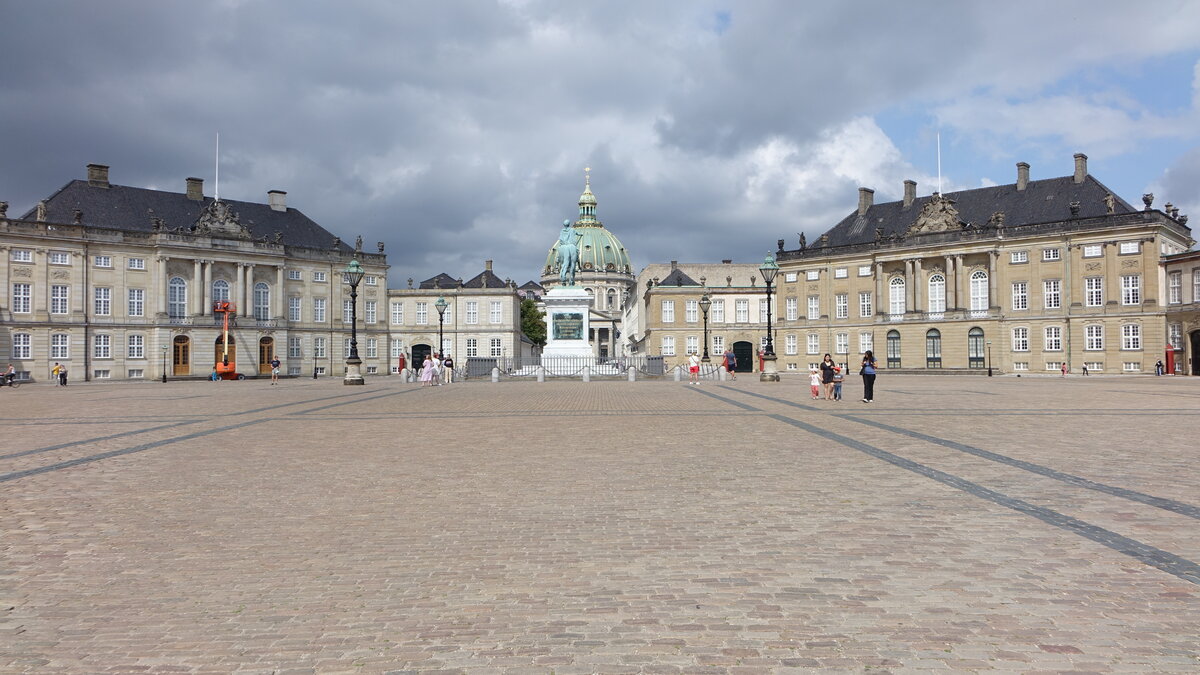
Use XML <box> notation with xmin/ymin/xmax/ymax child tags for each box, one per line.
<box><xmin>2</xmin><ymin>374</ymin><xmax>1198</xmax><ymax>673</ymax></box>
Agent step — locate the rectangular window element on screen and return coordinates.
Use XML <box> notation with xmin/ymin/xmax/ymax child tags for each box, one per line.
<box><xmin>1168</xmin><ymin>271</ymin><xmax>1182</xmax><ymax>304</ymax></box>
<box><xmin>343</xmin><ymin>299</ymin><xmax>353</xmax><ymax>323</ymax></box>
<box><xmin>127</xmin><ymin>334</ymin><xmax>144</xmax><ymax>359</ymax></box>
<box><xmin>785</xmin><ymin>334</ymin><xmax>798</xmax><ymax>355</ymax></box>
<box><xmin>1045</xmin><ymin>361</ymin><xmax>1064</xmax><ymax>372</ymax></box>
<box><xmin>314</xmin><ymin>366</ymin><xmax>326</xmax><ymax>376</ymax></box>
<box><xmin>1083</xmin><ymin>361</ymin><xmax>1103</xmax><ymax>373</ymax></box>
<box><xmin>10</xmin><ymin>249</ymin><xmax>32</xmax><ymax>263</ymax></box>
<box><xmin>314</xmin><ymin>298</ymin><xmax>326</xmax><ymax>322</ymax></box>
<box><xmin>1194</xmin><ymin>270</ymin><xmax>1200</xmax><ymax>303</ymax></box>
<box><xmin>1011</xmin><ymin>282</ymin><xmax>1028</xmax><ymax>311</ymax></box>
<box><xmin>128</xmin><ymin>369</ymin><xmax>144</xmax><ymax>378</ymax></box>
<box><xmin>364</xmin><ymin>275</ymin><xmax>378</xmax><ymax>286</ymax></box>
<box><xmin>51</xmin><ymin>285</ymin><xmax>69</xmax><ymax>314</ymax></box>
<box><xmin>807</xmin><ymin>295</ymin><xmax>820</xmax><ymax>320</ymax></box>
<box><xmin>466</xmin><ymin>338</ymin><xmax>478</xmax><ymax>357</ymax></box>
<box><xmin>313</xmin><ymin>271</ymin><xmax>327</xmax><ymax>282</ymax></box>
<box><xmin>1083</xmin><ymin>244</ymin><xmax>1102</xmax><ymax>258</ymax></box>
<box><xmin>835</xmin><ymin>293</ymin><xmax>848</xmax><ymax>319</ymax></box>
<box><xmin>466</xmin><ymin>301</ymin><xmax>479</xmax><ymax>324</ymax></box>
<box><xmin>834</xmin><ymin>267</ymin><xmax>848</xmax><ymax>279</ymax></box>
<box><xmin>806</xmin><ymin>333</ymin><xmax>820</xmax><ymax>354</ymax></box>
<box><xmin>125</xmin><ymin>288</ymin><xmax>143</xmax><ymax>317</ymax></box>
<box><xmin>288</xmin><ymin>337</ymin><xmax>302</xmax><ymax>358</ymax></box>
<box><xmin>415</xmin><ymin>302</ymin><xmax>428</xmax><ymax>324</ymax></box>
<box><xmin>289</xmin><ymin>297</ymin><xmax>301</xmax><ymax>321</ymax></box>
<box><xmin>712</xmin><ymin>335</ymin><xmax>724</xmax><ymax>355</ymax></box>
<box><xmin>1085</xmin><ymin>325</ymin><xmax>1103</xmax><ymax>351</ymax></box>
<box><xmin>94</xmin><ymin>255</ymin><xmax>112</xmax><ymax>268</ymax></box>
<box><xmin>711</xmin><ymin>299</ymin><xmax>724</xmax><ymax>323</ymax></box>
<box><xmin>785</xmin><ymin>297</ymin><xmax>798</xmax><ymax>321</ymax></box>
<box><xmin>50</xmin><ymin>333</ymin><xmax>69</xmax><ymax>359</ymax></box>
<box><xmin>1013</xmin><ymin>362</ymin><xmax>1029</xmax><ymax>371</ymax></box>
<box><xmin>1043</xmin><ymin>280</ymin><xmax>1061</xmax><ymax>309</ymax></box>
<box><xmin>785</xmin><ymin>272</ymin><xmax>797</xmax><ymax>283</ymax></box>
<box><xmin>365</xmin><ymin>301</ymin><xmax>377</xmax><ymax>324</ymax></box>
<box><xmin>93</xmin><ymin>334</ymin><xmax>111</xmax><ymax>359</ymax></box>
<box><xmin>11</xmin><ymin>333</ymin><xmax>31</xmax><ymax>359</ymax></box>
<box><xmin>490</xmin><ymin>301</ymin><xmax>502</xmax><ymax>324</ymax></box>
<box><xmin>1121</xmin><ymin>324</ymin><xmax>1141</xmax><ymax>350</ymax></box>
<box><xmin>1084</xmin><ymin>277</ymin><xmax>1103</xmax><ymax>307</ymax></box>
<box><xmin>760</xmin><ymin>298</ymin><xmax>768</xmax><ymax>323</ymax></box>
<box><xmin>859</xmin><ymin>332</ymin><xmax>873</xmax><ymax>354</ymax></box>
<box><xmin>366</xmin><ymin>338</ymin><xmax>378</xmax><ymax>358</ymax></box>
<box><xmin>49</xmin><ymin>251</ymin><xmax>71</xmax><ymax>265</ymax></box>
<box><xmin>288</xmin><ymin>269</ymin><xmax>302</xmax><ymax>280</ymax></box>
<box><xmin>806</xmin><ymin>270</ymin><xmax>819</xmax><ymax>281</ymax></box>
<box><xmin>94</xmin><ymin>287</ymin><xmax>111</xmax><ymax>315</ymax></box>
<box><xmin>490</xmin><ymin>338</ymin><xmax>502</xmax><ymax>357</ymax></box>
<box><xmin>685</xmin><ymin>300</ymin><xmax>698</xmax><ymax>323</ymax></box>
<box><xmin>1044</xmin><ymin>326</ymin><xmax>1062</xmax><ymax>351</ymax></box>
<box><xmin>661</xmin><ymin>336</ymin><xmax>675</xmax><ymax>356</ymax></box>
<box><xmin>835</xmin><ymin>332</ymin><xmax>849</xmax><ymax>354</ymax></box>
<box><xmin>93</xmin><ymin>370</ymin><xmax>111</xmax><ymax>379</ymax></box>
<box><xmin>288</xmin><ymin>366</ymin><xmax>301</xmax><ymax>376</ymax></box>
<box><xmin>1123</xmin><ymin>361</ymin><xmax>1141</xmax><ymax>372</ymax></box>
<box><xmin>1169</xmin><ymin>323</ymin><xmax>1183</xmax><ymax>349</ymax></box>
<box><xmin>859</xmin><ymin>292</ymin><xmax>872</xmax><ymax>318</ymax></box>
<box><xmin>661</xmin><ymin>300</ymin><xmax>675</xmax><ymax>323</ymax></box>
<box><xmin>391</xmin><ymin>302</ymin><xmax>404</xmax><ymax>325</ymax></box>
<box><xmin>735</xmin><ymin>299</ymin><xmax>749</xmax><ymax>322</ymax></box>
<box><xmin>12</xmin><ymin>283</ymin><xmax>31</xmax><ymax>313</ymax></box>
<box><xmin>1012</xmin><ymin>327</ymin><xmax>1029</xmax><ymax>352</ymax></box>
<box><xmin>858</xmin><ymin>265</ymin><xmax>873</xmax><ymax>277</ymax></box>
<box><xmin>344</xmin><ymin>338</ymin><xmax>352</xmax><ymax>358</ymax></box>
<box><xmin>1010</xmin><ymin>251</ymin><xmax>1028</xmax><ymax>264</ymax></box>
<box><xmin>1119</xmin><ymin>241</ymin><xmax>1140</xmax><ymax>255</ymax></box>
<box><xmin>1121</xmin><ymin>275</ymin><xmax>1140</xmax><ymax>305</ymax></box>
<box><xmin>127</xmin><ymin>257</ymin><xmax>145</xmax><ymax>270</ymax></box>
<box><xmin>1042</xmin><ymin>248</ymin><xmax>1060</xmax><ymax>261</ymax></box>
<box><xmin>686</xmin><ymin>335</ymin><xmax>698</xmax><ymax>355</ymax></box>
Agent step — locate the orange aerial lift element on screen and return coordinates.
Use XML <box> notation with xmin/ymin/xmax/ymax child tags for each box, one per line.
<box><xmin>213</xmin><ymin>301</ymin><xmax>245</xmax><ymax>380</ymax></box>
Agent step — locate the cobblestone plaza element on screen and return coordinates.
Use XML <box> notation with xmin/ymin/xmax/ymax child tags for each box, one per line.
<box><xmin>2</xmin><ymin>375</ymin><xmax>1198</xmax><ymax>673</ymax></box>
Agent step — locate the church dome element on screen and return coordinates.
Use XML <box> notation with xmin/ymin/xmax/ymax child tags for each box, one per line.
<box><xmin>543</xmin><ymin>170</ymin><xmax>632</xmax><ymax>276</ymax></box>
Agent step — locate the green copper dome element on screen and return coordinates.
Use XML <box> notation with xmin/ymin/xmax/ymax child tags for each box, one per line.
<box><xmin>543</xmin><ymin>172</ymin><xmax>633</xmax><ymax>276</ymax></box>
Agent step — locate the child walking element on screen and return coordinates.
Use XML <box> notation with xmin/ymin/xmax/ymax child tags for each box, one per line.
<box><xmin>832</xmin><ymin>366</ymin><xmax>844</xmax><ymax>401</ymax></box>
<box><xmin>809</xmin><ymin>367</ymin><xmax>821</xmax><ymax>399</ymax></box>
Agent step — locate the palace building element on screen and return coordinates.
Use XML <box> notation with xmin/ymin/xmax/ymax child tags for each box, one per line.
<box><xmin>773</xmin><ymin>153</ymin><xmax>1194</xmax><ymax>375</ymax></box>
<box><xmin>1</xmin><ymin>163</ymin><xmax>389</xmax><ymax>381</ymax></box>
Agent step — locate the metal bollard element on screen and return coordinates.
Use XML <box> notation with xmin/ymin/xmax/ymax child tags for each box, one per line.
<box><xmin>537</xmin><ymin>366</ymin><xmax>545</xmax><ymax>383</ymax></box>
<box><xmin>582</xmin><ymin>367</ymin><xmax>590</xmax><ymax>383</ymax></box>
<box><xmin>627</xmin><ymin>366</ymin><xmax>636</xmax><ymax>382</ymax></box>
<box><xmin>491</xmin><ymin>367</ymin><xmax>499</xmax><ymax>383</ymax></box>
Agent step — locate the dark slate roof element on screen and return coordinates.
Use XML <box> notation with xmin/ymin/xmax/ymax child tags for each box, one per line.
<box><xmin>518</xmin><ymin>281</ymin><xmax>544</xmax><ymax>291</ymax></box>
<box><xmin>659</xmin><ymin>268</ymin><xmax>699</xmax><ymax>286</ymax></box>
<box><xmin>419</xmin><ymin>273</ymin><xmax>461</xmax><ymax>290</ymax></box>
<box><xmin>818</xmin><ymin>175</ymin><xmax>1137</xmax><ymax>249</ymax></box>
<box><xmin>462</xmin><ymin>269</ymin><xmax>506</xmax><ymax>289</ymax></box>
<box><xmin>23</xmin><ymin>180</ymin><xmax>354</xmax><ymax>252</ymax></box>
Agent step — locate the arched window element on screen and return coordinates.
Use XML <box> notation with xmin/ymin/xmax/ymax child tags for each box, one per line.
<box><xmin>926</xmin><ymin>329</ymin><xmax>942</xmax><ymax>368</ymax></box>
<box><xmin>886</xmin><ymin>329</ymin><xmax>901</xmax><ymax>368</ymax></box>
<box><xmin>968</xmin><ymin>327</ymin><xmax>985</xmax><ymax>369</ymax></box>
<box><xmin>889</xmin><ymin>277</ymin><xmax>906</xmax><ymax>315</ymax></box>
<box><xmin>253</xmin><ymin>282</ymin><xmax>270</xmax><ymax>321</ymax></box>
<box><xmin>212</xmin><ymin>279</ymin><xmax>230</xmax><ymax>303</ymax></box>
<box><xmin>607</xmin><ymin>289</ymin><xmax>617</xmax><ymax>311</ymax></box>
<box><xmin>168</xmin><ymin>277</ymin><xmax>187</xmax><ymax>318</ymax></box>
<box><xmin>928</xmin><ymin>274</ymin><xmax>946</xmax><ymax>314</ymax></box>
<box><xmin>970</xmin><ymin>270</ymin><xmax>989</xmax><ymax>312</ymax></box>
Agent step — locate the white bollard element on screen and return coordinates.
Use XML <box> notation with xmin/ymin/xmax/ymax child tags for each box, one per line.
<box><xmin>537</xmin><ymin>366</ymin><xmax>545</xmax><ymax>383</ymax></box>
<box><xmin>491</xmin><ymin>367</ymin><xmax>499</xmax><ymax>383</ymax></box>
<box><xmin>674</xmin><ymin>365</ymin><xmax>682</xmax><ymax>382</ymax></box>
<box><xmin>719</xmin><ymin>366</ymin><xmax>727</xmax><ymax>381</ymax></box>
<box><xmin>582</xmin><ymin>367</ymin><xmax>591</xmax><ymax>383</ymax></box>
<box><xmin>627</xmin><ymin>366</ymin><xmax>636</xmax><ymax>382</ymax></box>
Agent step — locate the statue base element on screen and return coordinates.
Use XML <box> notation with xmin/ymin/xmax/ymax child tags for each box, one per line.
<box><xmin>542</xmin><ymin>287</ymin><xmax>594</xmax><ymax>360</ymax></box>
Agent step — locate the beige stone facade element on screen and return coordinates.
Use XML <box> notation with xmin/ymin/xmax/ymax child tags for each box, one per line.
<box><xmin>1163</xmin><ymin>249</ymin><xmax>1200</xmax><ymax>375</ymax></box>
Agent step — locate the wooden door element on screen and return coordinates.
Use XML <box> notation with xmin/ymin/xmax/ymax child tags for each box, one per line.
<box><xmin>172</xmin><ymin>336</ymin><xmax>190</xmax><ymax>376</ymax></box>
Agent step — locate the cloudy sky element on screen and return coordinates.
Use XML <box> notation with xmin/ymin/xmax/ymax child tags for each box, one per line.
<box><xmin>3</xmin><ymin>1</ymin><xmax>1199</xmax><ymax>286</ymax></box>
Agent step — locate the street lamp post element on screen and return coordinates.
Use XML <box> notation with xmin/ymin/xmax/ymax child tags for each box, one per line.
<box><xmin>161</xmin><ymin>344</ymin><xmax>168</xmax><ymax>383</ymax></box>
<box><xmin>699</xmin><ymin>293</ymin><xmax>712</xmax><ymax>363</ymax></box>
<box><xmin>435</xmin><ymin>296</ymin><xmax>449</xmax><ymax>362</ymax></box>
<box><xmin>758</xmin><ymin>253</ymin><xmax>780</xmax><ymax>382</ymax></box>
<box><xmin>343</xmin><ymin>258</ymin><xmax>366</xmax><ymax>385</ymax></box>
<box><xmin>986</xmin><ymin>340</ymin><xmax>993</xmax><ymax>377</ymax></box>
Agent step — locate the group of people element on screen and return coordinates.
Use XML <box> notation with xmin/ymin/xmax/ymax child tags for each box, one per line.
<box><xmin>418</xmin><ymin>353</ymin><xmax>454</xmax><ymax>386</ymax></box>
<box><xmin>49</xmin><ymin>362</ymin><xmax>68</xmax><ymax>386</ymax></box>
<box><xmin>810</xmin><ymin>351</ymin><xmax>877</xmax><ymax>403</ymax></box>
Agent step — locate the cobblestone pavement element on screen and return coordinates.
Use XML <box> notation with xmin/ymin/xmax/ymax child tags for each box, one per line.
<box><xmin>2</xmin><ymin>374</ymin><xmax>1198</xmax><ymax>674</ymax></box>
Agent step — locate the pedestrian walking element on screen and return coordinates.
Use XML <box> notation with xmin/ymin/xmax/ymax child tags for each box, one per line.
<box><xmin>861</xmin><ymin>350</ymin><xmax>878</xmax><ymax>403</ymax></box>
<box><xmin>1155</xmin><ymin>359</ymin><xmax>1164</xmax><ymax>376</ymax></box>
<box><xmin>1082</xmin><ymin>363</ymin><xmax>1089</xmax><ymax>376</ymax></box>
<box><xmin>51</xmin><ymin>362</ymin><xmax>61</xmax><ymax>386</ymax></box>
<box><xmin>58</xmin><ymin>364</ymin><xmax>68</xmax><ymax>386</ymax></box>
<box><xmin>809</xmin><ymin>367</ymin><xmax>821</xmax><ymax>399</ymax></box>
<box><xmin>1061</xmin><ymin>362</ymin><xmax>1068</xmax><ymax>377</ymax></box>
<box><xmin>723</xmin><ymin>347</ymin><xmax>737</xmax><ymax>380</ymax></box>
<box><xmin>419</xmin><ymin>355</ymin><xmax>435</xmax><ymax>386</ymax></box>
<box><xmin>820</xmin><ymin>353</ymin><xmax>837</xmax><ymax>400</ymax></box>
<box><xmin>270</xmin><ymin>356</ymin><xmax>281</xmax><ymax>384</ymax></box>
<box><xmin>687</xmin><ymin>352</ymin><xmax>701</xmax><ymax>385</ymax></box>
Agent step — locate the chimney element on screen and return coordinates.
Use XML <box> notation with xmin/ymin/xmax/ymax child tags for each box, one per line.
<box><xmin>87</xmin><ymin>164</ymin><xmax>110</xmax><ymax>188</ymax></box>
<box><xmin>1016</xmin><ymin>162</ymin><xmax>1030</xmax><ymax>191</ymax></box>
<box><xmin>670</xmin><ymin>260</ymin><xmax>678</xmax><ymax>270</ymax></box>
<box><xmin>857</xmin><ymin>187</ymin><xmax>874</xmax><ymax>215</ymax></box>
<box><xmin>186</xmin><ymin>177</ymin><xmax>204</xmax><ymax>201</ymax></box>
<box><xmin>485</xmin><ymin>259</ymin><xmax>493</xmax><ymax>271</ymax></box>
<box><xmin>1073</xmin><ymin>153</ymin><xmax>1087</xmax><ymax>184</ymax></box>
<box><xmin>903</xmin><ymin>180</ymin><xmax>916</xmax><ymax>208</ymax></box>
<box><xmin>722</xmin><ymin>259</ymin><xmax>732</xmax><ymax>264</ymax></box>
<box><xmin>267</xmin><ymin>190</ymin><xmax>287</xmax><ymax>212</ymax></box>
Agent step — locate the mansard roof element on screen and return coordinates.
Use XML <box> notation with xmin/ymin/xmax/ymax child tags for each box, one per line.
<box><xmin>23</xmin><ymin>179</ymin><xmax>354</xmax><ymax>253</ymax></box>
<box><xmin>418</xmin><ymin>273</ymin><xmax>461</xmax><ymax>290</ymax></box>
<box><xmin>658</xmin><ymin>268</ymin><xmax>699</xmax><ymax>287</ymax></box>
<box><xmin>518</xmin><ymin>281</ymin><xmax>545</xmax><ymax>291</ymax></box>
<box><xmin>462</xmin><ymin>269</ymin><xmax>506</xmax><ymax>289</ymax></box>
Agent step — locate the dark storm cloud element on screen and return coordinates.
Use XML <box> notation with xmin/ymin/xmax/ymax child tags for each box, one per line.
<box><xmin>2</xmin><ymin>1</ymin><xmax>1198</xmax><ymax>285</ymax></box>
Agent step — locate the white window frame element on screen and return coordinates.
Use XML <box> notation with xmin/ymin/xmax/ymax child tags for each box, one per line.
<box><xmin>212</xmin><ymin>279</ymin><xmax>230</xmax><ymax>303</ymax></box>
<box><xmin>1169</xmin><ymin>323</ymin><xmax>1183</xmax><ymax>349</ymax></box>
<box><xmin>1043</xmin><ymin>279</ymin><xmax>1061</xmax><ymax>309</ymax></box>
<box><xmin>364</xmin><ymin>275</ymin><xmax>378</xmax><ymax>286</ymax></box>
<box><xmin>343</xmin><ymin>299</ymin><xmax>353</xmax><ymax>323</ymax></box>
<box><xmin>1010</xmin><ymin>251</ymin><xmax>1028</xmax><ymax>264</ymax></box>
<box><xmin>806</xmin><ymin>270</ymin><xmax>819</xmax><ymax>281</ymax></box>
<box><xmin>127</xmin><ymin>334</ymin><xmax>145</xmax><ymax>359</ymax></box>
<box><xmin>50</xmin><ymin>333</ymin><xmax>70</xmax><ymax>359</ymax></box>
<box><xmin>1082</xmin><ymin>244</ymin><xmax>1102</xmax><ymax>258</ymax></box>
<box><xmin>254</xmin><ymin>282</ymin><xmax>270</xmax><ymax>321</ymax></box>
<box><xmin>289</xmin><ymin>297</ymin><xmax>301</xmax><ymax>322</ymax></box>
<box><xmin>686</xmin><ymin>335</ymin><xmax>699</xmax><ymax>355</ymax></box>
<box><xmin>685</xmin><ymin>299</ymin><xmax>698</xmax><ymax>323</ymax></box>
<box><xmin>1011</xmin><ymin>282</ymin><xmax>1028</xmax><ymax>311</ymax></box>
<box><xmin>12</xmin><ymin>283</ymin><xmax>31</xmax><ymax>314</ymax></box>
<box><xmin>49</xmin><ymin>251</ymin><xmax>71</xmax><ymax>265</ymax></box>
<box><xmin>661</xmin><ymin>300</ymin><xmax>675</xmax><ymax>323</ymax></box>
<box><xmin>785</xmin><ymin>334</ymin><xmax>798</xmax><ymax>355</ymax></box>
<box><xmin>94</xmin><ymin>287</ymin><xmax>111</xmax><ymax>316</ymax></box>
<box><xmin>1119</xmin><ymin>241</ymin><xmax>1140</xmax><ymax>255</ymax></box>
<box><xmin>1121</xmin><ymin>324</ymin><xmax>1141</xmax><ymax>350</ymax></box>
<box><xmin>834</xmin><ymin>267</ymin><xmax>848</xmax><ymax>279</ymax></box>
<box><xmin>313</xmin><ymin>271</ymin><xmax>327</xmax><ymax>282</ymax></box>
<box><xmin>859</xmin><ymin>332</ymin><xmax>873</xmax><ymax>354</ymax></box>
<box><xmin>94</xmin><ymin>255</ymin><xmax>112</xmax><ymax>268</ymax></box>
<box><xmin>288</xmin><ymin>269</ymin><xmax>302</xmax><ymax>280</ymax></box>
<box><xmin>1042</xmin><ymin>248</ymin><xmax>1060</xmax><ymax>261</ymax></box>
<box><xmin>712</xmin><ymin>335</ymin><xmax>724</xmax><ymax>355</ymax></box>
<box><xmin>735</xmin><ymin>299</ymin><xmax>749</xmax><ymax>323</ymax></box>
<box><xmin>1085</xmin><ymin>325</ymin><xmax>1103</xmax><ymax>351</ymax></box>
<box><xmin>835</xmin><ymin>293</ymin><xmax>848</xmax><ymax>319</ymax></box>
<box><xmin>313</xmin><ymin>298</ymin><xmax>327</xmax><ymax>323</ymax></box>
<box><xmin>806</xmin><ymin>333</ymin><xmax>820</xmax><ymax>355</ymax></box>
<box><xmin>969</xmin><ymin>271</ymin><xmax>988</xmax><ymax>311</ymax></box>
<box><xmin>415</xmin><ymin>302</ymin><xmax>428</xmax><ymax>325</ymax></box>
<box><xmin>1085</xmin><ymin>277</ymin><xmax>1103</xmax><ymax>307</ymax></box>
<box><xmin>51</xmin><ymin>285</ymin><xmax>70</xmax><ymax>315</ymax></box>
<box><xmin>10</xmin><ymin>249</ymin><xmax>33</xmax><ymax>263</ymax></box>
<box><xmin>168</xmin><ymin>277</ymin><xmax>187</xmax><ymax>318</ymax></box>
<box><xmin>466</xmin><ymin>338</ymin><xmax>478</xmax><ymax>357</ymax></box>
<box><xmin>759</xmin><ymin>298</ymin><xmax>768</xmax><ymax>323</ymax></box>
<box><xmin>490</xmin><ymin>301</ymin><xmax>502</xmax><ymax>324</ymax></box>
<box><xmin>11</xmin><ymin>333</ymin><xmax>31</xmax><ymax>359</ymax></box>
<box><xmin>93</xmin><ymin>333</ymin><xmax>111</xmax><ymax>359</ymax></box>
<box><xmin>366</xmin><ymin>338</ymin><xmax>378</xmax><ymax>359</ymax></box>
<box><xmin>927</xmin><ymin>275</ymin><xmax>945</xmax><ymax>313</ymax></box>
<box><xmin>313</xmin><ymin>337</ymin><xmax>327</xmax><ymax>358</ymax></box>
<box><xmin>835</xmin><ymin>332</ymin><xmax>849</xmax><ymax>354</ymax></box>
<box><xmin>365</xmin><ymin>300</ymin><xmax>377</xmax><ymax>324</ymax></box>
<box><xmin>889</xmin><ymin>277</ymin><xmax>905</xmax><ymax>315</ymax></box>
<box><xmin>807</xmin><ymin>295</ymin><xmax>820</xmax><ymax>320</ymax></box>
<box><xmin>1168</xmin><ymin>271</ymin><xmax>1182</xmax><ymax>304</ymax></box>
<box><xmin>490</xmin><ymin>337</ymin><xmax>502</xmax><ymax>357</ymax></box>
<box><xmin>785</xmin><ymin>297</ymin><xmax>798</xmax><ymax>321</ymax></box>
<box><xmin>1121</xmin><ymin>275</ymin><xmax>1140</xmax><ymax>305</ymax></box>
<box><xmin>711</xmin><ymin>299</ymin><xmax>724</xmax><ymax>323</ymax></box>
<box><xmin>1012</xmin><ymin>327</ymin><xmax>1029</xmax><ymax>352</ymax></box>
<box><xmin>465</xmin><ymin>301</ymin><xmax>479</xmax><ymax>324</ymax></box>
<box><xmin>661</xmin><ymin>335</ymin><xmax>675</xmax><ymax>356</ymax></box>
<box><xmin>858</xmin><ymin>265</ymin><xmax>873</xmax><ymax>277</ymax></box>
<box><xmin>859</xmin><ymin>291</ymin><xmax>872</xmax><ymax>318</ymax></box>
<box><xmin>391</xmin><ymin>302</ymin><xmax>405</xmax><ymax>325</ymax></box>
<box><xmin>127</xmin><ymin>257</ymin><xmax>145</xmax><ymax>270</ymax></box>
<box><xmin>127</xmin><ymin>288</ymin><xmax>144</xmax><ymax>317</ymax></box>
<box><xmin>289</xmin><ymin>337</ymin><xmax>302</xmax><ymax>358</ymax></box>
<box><xmin>1044</xmin><ymin>326</ymin><xmax>1062</xmax><ymax>351</ymax></box>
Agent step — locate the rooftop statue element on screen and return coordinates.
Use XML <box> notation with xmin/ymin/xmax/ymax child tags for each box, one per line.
<box><xmin>556</xmin><ymin>219</ymin><xmax>582</xmax><ymax>286</ymax></box>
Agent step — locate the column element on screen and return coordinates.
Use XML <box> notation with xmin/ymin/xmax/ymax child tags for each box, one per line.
<box><xmin>192</xmin><ymin>259</ymin><xmax>202</xmax><ymax>315</ymax></box>
<box><xmin>276</xmin><ymin>265</ymin><xmax>285</xmax><ymax>319</ymax></box>
<box><xmin>988</xmin><ymin>250</ymin><xmax>999</xmax><ymax>310</ymax></box>
<box><xmin>244</xmin><ymin>263</ymin><xmax>255</xmax><ymax>315</ymax></box>
<box><xmin>913</xmin><ymin>258</ymin><xmax>923</xmax><ymax>313</ymax></box>
<box><xmin>157</xmin><ymin>257</ymin><xmax>168</xmax><ymax>316</ymax></box>
<box><xmin>874</xmin><ymin>262</ymin><xmax>884</xmax><ymax>316</ymax></box>
<box><xmin>955</xmin><ymin>255</ymin><xmax>966</xmax><ymax>312</ymax></box>
<box><xmin>944</xmin><ymin>255</ymin><xmax>956</xmax><ymax>311</ymax></box>
<box><xmin>905</xmin><ymin>260</ymin><xmax>915</xmax><ymax>313</ymax></box>
<box><xmin>236</xmin><ymin>264</ymin><xmax>246</xmax><ymax>314</ymax></box>
<box><xmin>202</xmin><ymin>260</ymin><xmax>212</xmax><ymax>316</ymax></box>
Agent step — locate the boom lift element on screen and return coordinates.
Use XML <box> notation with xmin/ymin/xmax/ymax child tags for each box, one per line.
<box><xmin>213</xmin><ymin>301</ymin><xmax>245</xmax><ymax>381</ymax></box>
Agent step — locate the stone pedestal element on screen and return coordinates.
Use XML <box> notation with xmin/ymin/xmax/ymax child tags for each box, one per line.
<box><xmin>343</xmin><ymin>356</ymin><xmax>365</xmax><ymax>385</ymax></box>
<box><xmin>542</xmin><ymin>287</ymin><xmax>593</xmax><ymax>360</ymax></box>
<box><xmin>759</xmin><ymin>353</ymin><xmax>780</xmax><ymax>382</ymax></box>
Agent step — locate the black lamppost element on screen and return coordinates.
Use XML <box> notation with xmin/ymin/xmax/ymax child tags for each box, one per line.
<box><xmin>986</xmin><ymin>340</ymin><xmax>993</xmax><ymax>377</ymax></box>
<box><xmin>699</xmin><ymin>293</ymin><xmax>712</xmax><ymax>363</ymax></box>
<box><xmin>758</xmin><ymin>253</ymin><xmax>780</xmax><ymax>382</ymax></box>
<box><xmin>343</xmin><ymin>259</ymin><xmax>365</xmax><ymax>385</ymax></box>
<box><xmin>435</xmin><ymin>296</ymin><xmax>449</xmax><ymax>360</ymax></box>
<box><xmin>161</xmin><ymin>344</ymin><xmax>168</xmax><ymax>383</ymax></box>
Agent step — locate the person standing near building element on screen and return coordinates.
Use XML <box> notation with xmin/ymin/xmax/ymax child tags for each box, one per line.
<box><xmin>270</xmin><ymin>356</ymin><xmax>281</xmax><ymax>385</ymax></box>
<box><xmin>820</xmin><ymin>353</ymin><xmax>837</xmax><ymax>400</ymax></box>
<box><xmin>832</xmin><ymin>366</ymin><xmax>844</xmax><ymax>401</ymax></box>
<box><xmin>1155</xmin><ymin>359</ymin><xmax>1164</xmax><ymax>376</ymax></box>
<box><xmin>58</xmin><ymin>364</ymin><xmax>68</xmax><ymax>386</ymax></box>
<box><xmin>1082</xmin><ymin>363</ymin><xmax>1089</xmax><ymax>376</ymax></box>
<box><xmin>51</xmin><ymin>362</ymin><xmax>61</xmax><ymax>386</ymax></box>
<box><xmin>442</xmin><ymin>354</ymin><xmax>454</xmax><ymax>384</ymax></box>
<box><xmin>419</xmin><ymin>354</ymin><xmax>435</xmax><ymax>387</ymax></box>
<box><xmin>723</xmin><ymin>347</ymin><xmax>737</xmax><ymax>380</ymax></box>
<box><xmin>1061</xmin><ymin>362</ymin><xmax>1068</xmax><ymax>378</ymax></box>
<box><xmin>861</xmin><ymin>350</ymin><xmax>878</xmax><ymax>403</ymax></box>
<box><xmin>687</xmin><ymin>352</ymin><xmax>701</xmax><ymax>385</ymax></box>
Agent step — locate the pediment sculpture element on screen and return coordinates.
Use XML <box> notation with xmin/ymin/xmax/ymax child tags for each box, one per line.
<box><xmin>909</xmin><ymin>195</ymin><xmax>964</xmax><ymax>234</ymax></box>
<box><xmin>194</xmin><ymin>200</ymin><xmax>251</xmax><ymax>239</ymax></box>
